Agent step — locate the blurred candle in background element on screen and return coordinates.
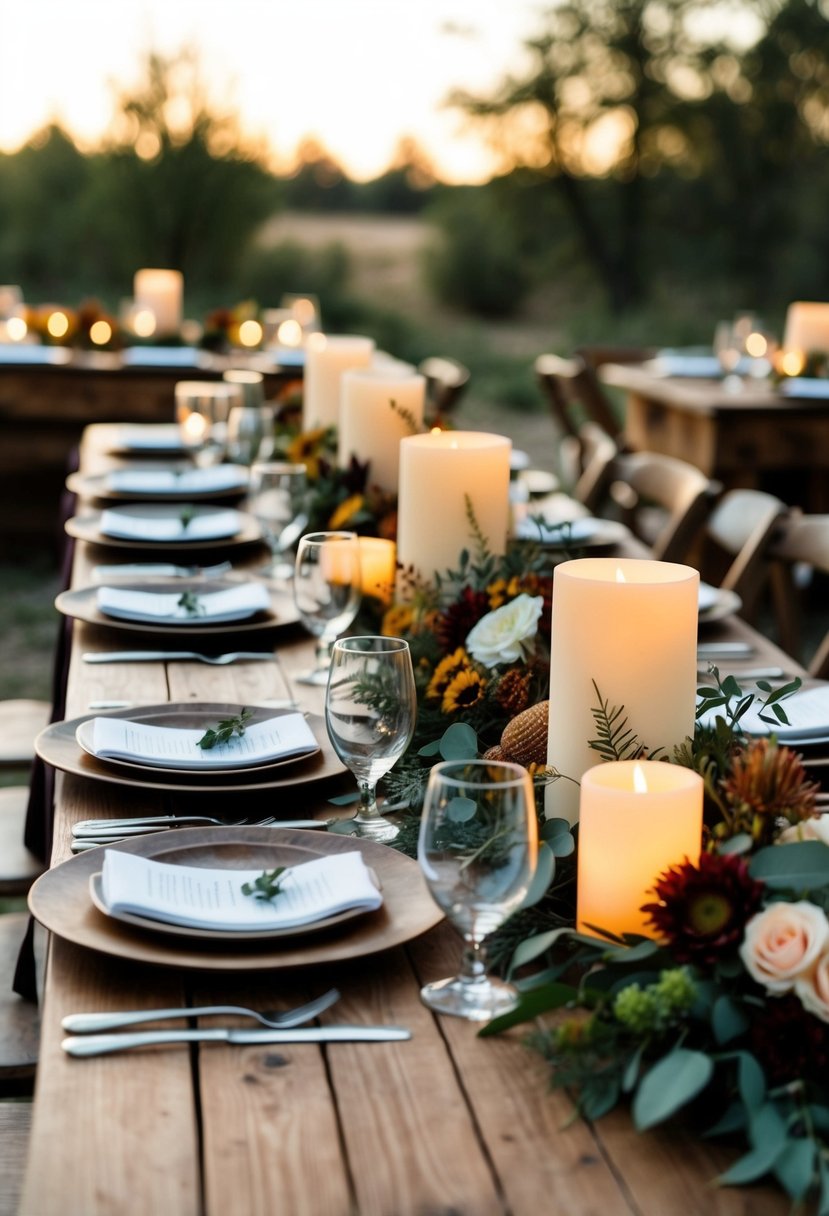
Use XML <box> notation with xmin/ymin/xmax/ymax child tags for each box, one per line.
<box><xmin>577</xmin><ymin>760</ymin><xmax>704</xmax><ymax>938</ymax></box>
<box><xmin>396</xmin><ymin>430</ymin><xmax>511</xmax><ymax>589</ymax></box>
<box><xmin>546</xmin><ymin>558</ymin><xmax>698</xmax><ymax>825</ymax></box>
<box><xmin>358</xmin><ymin>537</ymin><xmax>396</xmax><ymax>604</ymax></box>
<box><xmin>302</xmin><ymin>333</ymin><xmax>375</xmax><ymax>430</ymax></box>
<box><xmin>782</xmin><ymin>301</ymin><xmax>829</xmax><ymax>358</ymax></box>
<box><xmin>133</xmin><ymin>269</ymin><xmax>183</xmax><ymax>337</ymax></box>
<box><xmin>339</xmin><ymin>364</ymin><xmax>425</xmax><ymax>493</ymax></box>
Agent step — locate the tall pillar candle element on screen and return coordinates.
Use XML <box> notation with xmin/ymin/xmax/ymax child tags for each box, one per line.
<box><xmin>133</xmin><ymin>269</ymin><xmax>183</xmax><ymax>337</ymax></box>
<box><xmin>339</xmin><ymin>365</ymin><xmax>425</xmax><ymax>493</ymax></box>
<box><xmin>782</xmin><ymin>302</ymin><xmax>829</xmax><ymax>356</ymax></box>
<box><xmin>397</xmin><ymin>431</ymin><xmax>511</xmax><ymax>587</ymax></box>
<box><xmin>302</xmin><ymin>334</ymin><xmax>375</xmax><ymax>430</ymax></box>
<box><xmin>577</xmin><ymin>760</ymin><xmax>703</xmax><ymax>938</ymax></box>
<box><xmin>546</xmin><ymin>558</ymin><xmax>698</xmax><ymax>825</ymax></box>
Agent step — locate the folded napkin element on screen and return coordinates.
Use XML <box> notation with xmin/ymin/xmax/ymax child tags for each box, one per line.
<box><xmin>649</xmin><ymin>352</ymin><xmax>723</xmax><ymax>378</ymax></box>
<box><xmin>698</xmin><ymin>683</ymin><xmax>829</xmax><ymax>741</ymax></box>
<box><xmin>96</xmin><ymin>583</ymin><xmax>270</xmax><ymax>624</ymax></box>
<box><xmin>99</xmin><ymin>507</ymin><xmax>241</xmax><ymax>542</ymax></box>
<box><xmin>0</xmin><ymin>343</ymin><xmax>70</xmax><ymax>365</ymax></box>
<box><xmin>780</xmin><ymin>378</ymin><xmax>829</xmax><ymax>400</ymax></box>
<box><xmin>120</xmin><ymin>346</ymin><xmax>203</xmax><ymax>368</ymax></box>
<box><xmin>698</xmin><ymin>582</ymin><xmax>719</xmax><ymax>612</ymax></box>
<box><xmin>105</xmin><ymin>466</ymin><xmax>248</xmax><ymax>495</ymax></box>
<box><xmin>100</xmin><ymin>848</ymin><xmax>382</xmax><ymax>932</ymax></box>
<box><xmin>113</xmin><ymin>426</ymin><xmax>186</xmax><ymax>453</ymax></box>
<box><xmin>87</xmin><ymin>712</ymin><xmax>318</xmax><ymax>769</ymax></box>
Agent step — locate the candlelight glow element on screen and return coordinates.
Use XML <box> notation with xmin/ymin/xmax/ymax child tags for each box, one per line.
<box><xmin>745</xmin><ymin>331</ymin><xmax>767</xmax><ymax>358</ymax></box>
<box><xmin>133</xmin><ymin>308</ymin><xmax>156</xmax><ymax>338</ymax></box>
<box><xmin>307</xmin><ymin>332</ymin><xmax>327</xmax><ymax>353</ymax></box>
<box><xmin>237</xmin><ymin>319</ymin><xmax>263</xmax><ymax>348</ymax></box>
<box><xmin>6</xmin><ymin>316</ymin><xmax>27</xmax><ymax>341</ymax></box>
<box><xmin>633</xmin><ymin>763</ymin><xmax>648</xmax><ymax>794</ymax></box>
<box><xmin>616</xmin><ymin>567</ymin><xmax>627</xmax><ymax>583</ymax></box>
<box><xmin>47</xmin><ymin>311</ymin><xmax>69</xmax><ymax>339</ymax></box>
<box><xmin>780</xmin><ymin>349</ymin><xmax>806</xmax><ymax>376</ymax></box>
<box><xmin>277</xmin><ymin>318</ymin><xmax>302</xmax><ymax>347</ymax></box>
<box><xmin>89</xmin><ymin>320</ymin><xmax>112</xmax><ymax>345</ymax></box>
<box><xmin>292</xmin><ymin>298</ymin><xmax>317</xmax><ymax>327</ymax></box>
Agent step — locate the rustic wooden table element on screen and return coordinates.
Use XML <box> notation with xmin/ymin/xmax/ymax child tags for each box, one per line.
<box><xmin>19</xmin><ymin>424</ymin><xmax>802</xmax><ymax>1215</ymax></box>
<box><xmin>601</xmin><ymin>362</ymin><xmax>829</xmax><ymax>511</ymax></box>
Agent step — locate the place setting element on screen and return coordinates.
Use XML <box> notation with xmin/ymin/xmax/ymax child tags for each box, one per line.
<box><xmin>67</xmin><ymin>462</ymin><xmax>250</xmax><ymax>503</ymax></box>
<box><xmin>55</xmin><ymin>574</ymin><xmax>300</xmax><ymax>636</ymax></box>
<box><xmin>65</xmin><ymin>502</ymin><xmax>264</xmax><ymax>552</ymax></box>
<box><xmin>696</xmin><ymin>579</ymin><xmax>742</xmax><ymax>627</ymax></box>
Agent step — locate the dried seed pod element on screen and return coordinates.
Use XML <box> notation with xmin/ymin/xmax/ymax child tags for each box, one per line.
<box><xmin>500</xmin><ymin>700</ymin><xmax>549</xmax><ymax>767</ymax></box>
<box><xmin>482</xmin><ymin>744</ymin><xmax>506</xmax><ymax>762</ymax></box>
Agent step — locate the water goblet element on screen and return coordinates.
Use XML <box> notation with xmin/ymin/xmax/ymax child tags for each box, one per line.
<box><xmin>418</xmin><ymin>759</ymin><xmax>538</xmax><ymax>1021</ymax></box>
<box><xmin>293</xmin><ymin>531</ymin><xmax>361</xmax><ymax>685</ymax></box>
<box><xmin>226</xmin><ymin>404</ymin><xmax>275</xmax><ymax>466</ymax></box>
<box><xmin>175</xmin><ymin>381</ymin><xmax>224</xmax><ymax>467</ymax></box>
<box><xmin>247</xmin><ymin>461</ymin><xmax>308</xmax><ymax>580</ymax></box>
<box><xmin>325</xmin><ymin>636</ymin><xmax>416</xmax><ymax>842</ymax></box>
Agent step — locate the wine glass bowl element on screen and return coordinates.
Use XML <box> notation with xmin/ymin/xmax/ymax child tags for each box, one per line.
<box><xmin>293</xmin><ymin>531</ymin><xmax>362</xmax><ymax>685</ymax></box>
<box><xmin>418</xmin><ymin>759</ymin><xmax>538</xmax><ymax>1021</ymax></box>
<box><xmin>325</xmin><ymin>636</ymin><xmax>416</xmax><ymax>842</ymax></box>
<box><xmin>247</xmin><ymin>460</ymin><xmax>308</xmax><ymax>580</ymax></box>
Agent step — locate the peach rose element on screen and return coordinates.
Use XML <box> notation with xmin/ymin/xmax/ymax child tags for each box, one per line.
<box><xmin>795</xmin><ymin>950</ymin><xmax>829</xmax><ymax>1022</ymax></box>
<box><xmin>740</xmin><ymin>901</ymin><xmax>829</xmax><ymax>994</ymax></box>
<box><xmin>777</xmin><ymin>818</ymin><xmax>829</xmax><ymax>846</ymax></box>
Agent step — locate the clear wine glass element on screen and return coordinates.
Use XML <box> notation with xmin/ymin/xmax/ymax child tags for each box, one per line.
<box><xmin>175</xmin><ymin>382</ymin><xmax>224</xmax><ymax>467</ymax></box>
<box><xmin>418</xmin><ymin>759</ymin><xmax>538</xmax><ymax>1021</ymax></box>
<box><xmin>713</xmin><ymin>320</ymin><xmax>743</xmax><ymax>394</ymax></box>
<box><xmin>325</xmin><ymin>636</ymin><xmax>416</xmax><ymax>842</ymax></box>
<box><xmin>247</xmin><ymin>460</ymin><xmax>308</xmax><ymax>580</ymax></box>
<box><xmin>226</xmin><ymin>404</ymin><xmax>276</xmax><ymax>465</ymax></box>
<box><xmin>293</xmin><ymin>531</ymin><xmax>361</xmax><ymax>686</ymax></box>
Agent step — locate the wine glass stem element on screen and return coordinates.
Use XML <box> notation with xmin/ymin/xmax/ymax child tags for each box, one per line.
<box><xmin>314</xmin><ymin>637</ymin><xmax>333</xmax><ymax>672</ymax></box>
<box><xmin>459</xmin><ymin>940</ymin><xmax>488</xmax><ymax>986</ymax></box>
<box><xmin>354</xmin><ymin>781</ymin><xmax>381</xmax><ymax>824</ymax></box>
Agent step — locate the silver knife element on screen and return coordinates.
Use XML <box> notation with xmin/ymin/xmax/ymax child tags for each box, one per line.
<box><xmin>696</xmin><ymin>642</ymin><xmax>754</xmax><ymax>658</ymax></box>
<box><xmin>63</xmin><ymin>1025</ymin><xmax>411</xmax><ymax>1057</ymax></box>
<box><xmin>72</xmin><ymin>818</ymin><xmax>326</xmax><ymax>839</ymax></box>
<box><xmin>82</xmin><ymin>651</ymin><xmax>273</xmax><ymax>663</ymax></box>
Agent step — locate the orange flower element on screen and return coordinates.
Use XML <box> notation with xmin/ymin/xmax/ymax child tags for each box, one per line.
<box><xmin>328</xmin><ymin>494</ymin><xmax>364</xmax><ymax>530</ymax></box>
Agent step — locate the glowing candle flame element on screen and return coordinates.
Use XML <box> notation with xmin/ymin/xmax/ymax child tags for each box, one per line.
<box><xmin>6</xmin><ymin>316</ymin><xmax>27</xmax><ymax>341</ymax></box>
<box><xmin>47</xmin><ymin>311</ymin><xmax>69</xmax><ymax>339</ymax></box>
<box><xmin>633</xmin><ymin>763</ymin><xmax>648</xmax><ymax>794</ymax></box>
<box><xmin>616</xmin><ymin>567</ymin><xmax>627</xmax><ymax>583</ymax></box>
<box><xmin>89</xmin><ymin>320</ymin><xmax>112</xmax><ymax>346</ymax></box>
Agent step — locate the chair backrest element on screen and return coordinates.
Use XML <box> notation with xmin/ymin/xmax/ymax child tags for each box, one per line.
<box><xmin>703</xmin><ymin>489</ymin><xmax>789</xmax><ymax>620</ymax></box>
<box><xmin>534</xmin><ymin>352</ymin><xmax>622</xmax><ymax>440</ymax></box>
<box><xmin>571</xmin><ymin>423</ymin><xmax>619</xmax><ymax>512</ymax></box>
<box><xmin>767</xmin><ymin>513</ymin><xmax>829</xmax><ymax>676</ymax></box>
<box><xmin>417</xmin><ymin>357</ymin><xmax>470</xmax><ymax>421</ymax></box>
<box><xmin>583</xmin><ymin>448</ymin><xmax>721</xmax><ymax>563</ymax></box>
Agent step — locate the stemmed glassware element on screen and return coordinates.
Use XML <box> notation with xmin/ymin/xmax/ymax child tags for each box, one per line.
<box><xmin>418</xmin><ymin>759</ymin><xmax>538</xmax><ymax>1021</ymax></box>
<box><xmin>324</xmin><ymin>636</ymin><xmax>416</xmax><ymax>842</ymax></box>
<box><xmin>175</xmin><ymin>382</ymin><xmax>225</xmax><ymax>466</ymax></box>
<box><xmin>247</xmin><ymin>461</ymin><xmax>308</xmax><ymax>581</ymax></box>
<box><xmin>293</xmin><ymin>531</ymin><xmax>362</xmax><ymax>685</ymax></box>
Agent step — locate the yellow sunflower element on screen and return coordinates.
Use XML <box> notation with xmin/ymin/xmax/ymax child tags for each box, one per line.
<box><xmin>328</xmin><ymin>493</ymin><xmax>364</xmax><ymax>530</ymax></box>
<box><xmin>285</xmin><ymin>426</ymin><xmax>329</xmax><ymax>480</ymax></box>
<box><xmin>381</xmin><ymin>604</ymin><xmax>414</xmax><ymax>637</ymax></box>
<box><xmin>441</xmin><ymin>667</ymin><xmax>486</xmax><ymax>714</ymax></box>
<box><xmin>426</xmin><ymin>647</ymin><xmax>470</xmax><ymax>700</ymax></box>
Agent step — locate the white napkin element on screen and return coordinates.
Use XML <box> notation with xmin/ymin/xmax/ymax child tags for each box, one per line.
<box><xmin>100</xmin><ymin>848</ymin><xmax>382</xmax><ymax>932</ymax></box>
<box><xmin>649</xmin><ymin>353</ymin><xmax>723</xmax><ymax>378</ymax></box>
<box><xmin>96</xmin><ymin>583</ymin><xmax>270</xmax><ymax>624</ymax></box>
<box><xmin>698</xmin><ymin>582</ymin><xmax>719</xmax><ymax>612</ymax></box>
<box><xmin>698</xmin><ymin>683</ymin><xmax>829</xmax><ymax>740</ymax></box>
<box><xmin>87</xmin><ymin>712</ymin><xmax>318</xmax><ymax>769</ymax></box>
<box><xmin>780</xmin><ymin>378</ymin><xmax>829</xmax><ymax>400</ymax></box>
<box><xmin>105</xmin><ymin>466</ymin><xmax>248</xmax><ymax>495</ymax></box>
<box><xmin>99</xmin><ymin>508</ymin><xmax>241</xmax><ymax>542</ymax></box>
<box><xmin>113</xmin><ymin>426</ymin><xmax>185</xmax><ymax>452</ymax></box>
<box><xmin>120</xmin><ymin>346</ymin><xmax>203</xmax><ymax>368</ymax></box>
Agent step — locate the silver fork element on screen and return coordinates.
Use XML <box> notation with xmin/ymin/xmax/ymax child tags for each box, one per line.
<box><xmin>91</xmin><ymin>561</ymin><xmax>233</xmax><ymax>580</ymax></box>
<box><xmin>82</xmin><ymin>650</ymin><xmax>274</xmax><ymax>665</ymax></box>
<box><xmin>72</xmin><ymin>814</ymin><xmax>278</xmax><ymax>839</ymax></box>
<box><xmin>61</xmin><ymin>988</ymin><xmax>341</xmax><ymax>1034</ymax></box>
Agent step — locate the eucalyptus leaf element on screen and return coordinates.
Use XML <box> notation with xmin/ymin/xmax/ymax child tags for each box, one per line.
<box><xmin>738</xmin><ymin>1051</ymin><xmax>767</xmax><ymax>1109</ymax></box>
<box><xmin>749</xmin><ymin>1102</ymin><xmax>786</xmax><ymax>1155</ymax></box>
<box><xmin>327</xmin><ymin>791</ymin><xmax>360</xmax><ymax>806</ymax></box>
<box><xmin>446</xmin><ymin>795</ymin><xmax>477</xmax><ymax>824</ymax></box>
<box><xmin>716</xmin><ymin>832</ymin><xmax>753</xmax><ymax>856</ymax></box>
<box><xmin>712</xmin><ymin>995</ymin><xmax>750</xmax><ymax>1045</ymax></box>
<box><xmin>439</xmin><ymin>722</ymin><xmax>479</xmax><ymax>760</ymax></box>
<box><xmin>605</xmin><ymin>939</ymin><xmax>660</xmax><ymax>964</ymax></box>
<box><xmin>622</xmin><ymin>1043</ymin><xmax>645</xmax><ymax>1094</ymax></box>
<box><xmin>704</xmin><ymin>1102</ymin><xmax>747</xmax><ymax>1138</ymax></box>
<box><xmin>509</xmin><ymin>927</ymin><xmax>573</xmax><ymax>975</ymax></box>
<box><xmin>580</xmin><ymin>1075</ymin><xmax>621</xmax><ymax>1121</ymax></box>
<box><xmin>632</xmin><ymin>1049</ymin><xmax>714</xmax><ymax>1129</ymax></box>
<box><xmin>718</xmin><ymin>1144</ymin><xmax>783</xmax><ymax>1186</ymax></box>
<box><xmin>478</xmin><ymin>981</ymin><xmax>577</xmax><ymax>1036</ymax></box>
<box><xmin>549</xmin><ymin>833</ymin><xmax>575</xmax><ymax>858</ymax></box>
<box><xmin>749</xmin><ymin>841</ymin><xmax>829</xmax><ymax>890</ymax></box>
<box><xmin>520</xmin><ymin>842</ymin><xmax>556</xmax><ymax>910</ymax></box>
<box><xmin>773</xmin><ymin>1137</ymin><xmax>816</xmax><ymax>1201</ymax></box>
<box><xmin>417</xmin><ymin>739</ymin><xmax>441</xmax><ymax>757</ymax></box>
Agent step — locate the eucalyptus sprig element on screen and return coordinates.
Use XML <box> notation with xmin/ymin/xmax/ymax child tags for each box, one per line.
<box><xmin>179</xmin><ymin>505</ymin><xmax>195</xmax><ymax>529</ymax></box>
<box><xmin>241</xmin><ymin>866</ymin><xmax>287</xmax><ymax>903</ymax></box>
<box><xmin>197</xmin><ymin>707</ymin><xmax>253</xmax><ymax>750</ymax></box>
<box><xmin>177</xmin><ymin>590</ymin><xmax>204</xmax><ymax>617</ymax></box>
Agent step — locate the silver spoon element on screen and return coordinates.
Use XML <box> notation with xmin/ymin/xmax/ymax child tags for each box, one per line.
<box><xmin>62</xmin><ymin>987</ymin><xmax>341</xmax><ymax>1035</ymax></box>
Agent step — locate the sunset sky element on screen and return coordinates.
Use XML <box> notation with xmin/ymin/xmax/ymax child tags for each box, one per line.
<box><xmin>0</xmin><ymin>0</ymin><xmax>552</xmax><ymax>182</ymax></box>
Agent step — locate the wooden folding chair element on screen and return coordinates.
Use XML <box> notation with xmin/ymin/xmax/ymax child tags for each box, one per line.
<box><xmin>767</xmin><ymin>513</ymin><xmax>829</xmax><ymax>676</ymax></box>
<box><xmin>701</xmin><ymin>489</ymin><xmax>789</xmax><ymax>622</ymax></box>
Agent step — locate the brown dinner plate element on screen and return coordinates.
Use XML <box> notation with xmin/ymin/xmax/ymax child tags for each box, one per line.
<box><xmin>66</xmin><ymin>505</ymin><xmax>263</xmax><ymax>553</ymax></box>
<box><xmin>67</xmin><ymin>468</ymin><xmax>249</xmax><ymax>504</ymax></box>
<box><xmin>29</xmin><ymin>826</ymin><xmax>443</xmax><ymax>970</ymax></box>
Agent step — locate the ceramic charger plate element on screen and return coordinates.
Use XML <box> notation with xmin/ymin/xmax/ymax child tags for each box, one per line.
<box><xmin>29</xmin><ymin>826</ymin><xmax>444</xmax><ymax>970</ymax></box>
<box><xmin>65</xmin><ymin>505</ymin><xmax>263</xmax><ymax>552</ymax></box>
<box><xmin>67</xmin><ymin>467</ymin><xmax>249</xmax><ymax>503</ymax></box>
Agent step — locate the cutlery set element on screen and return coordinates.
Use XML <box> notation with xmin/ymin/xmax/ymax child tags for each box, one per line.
<box><xmin>61</xmin><ymin>989</ymin><xmax>411</xmax><ymax>1056</ymax></box>
<box><xmin>83</xmin><ymin>649</ymin><xmax>274</xmax><ymax>664</ymax></box>
<box><xmin>70</xmin><ymin>813</ymin><xmax>327</xmax><ymax>850</ymax></box>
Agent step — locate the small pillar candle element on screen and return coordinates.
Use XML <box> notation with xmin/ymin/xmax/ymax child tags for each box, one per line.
<box><xmin>577</xmin><ymin>760</ymin><xmax>704</xmax><ymax>938</ymax></box>
<box><xmin>302</xmin><ymin>334</ymin><xmax>375</xmax><ymax>430</ymax></box>
<box><xmin>133</xmin><ymin>269</ymin><xmax>183</xmax><ymax>337</ymax></box>
<box><xmin>396</xmin><ymin>431</ymin><xmax>512</xmax><ymax>588</ymax></box>
<box><xmin>358</xmin><ymin>537</ymin><xmax>396</xmax><ymax>604</ymax></box>
<box><xmin>338</xmin><ymin>364</ymin><xmax>425</xmax><ymax>493</ymax></box>
<box><xmin>546</xmin><ymin>558</ymin><xmax>698</xmax><ymax>825</ymax></box>
<box><xmin>783</xmin><ymin>302</ymin><xmax>829</xmax><ymax>356</ymax></box>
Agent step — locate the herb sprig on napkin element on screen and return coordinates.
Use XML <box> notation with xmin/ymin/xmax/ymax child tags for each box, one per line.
<box><xmin>197</xmin><ymin>707</ymin><xmax>253</xmax><ymax>749</ymax></box>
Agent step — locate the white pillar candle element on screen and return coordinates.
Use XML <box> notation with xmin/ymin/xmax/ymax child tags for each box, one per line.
<box><xmin>358</xmin><ymin>537</ymin><xmax>396</xmax><ymax>604</ymax></box>
<box><xmin>546</xmin><ymin>558</ymin><xmax>698</xmax><ymax>825</ymax></box>
<box><xmin>782</xmin><ymin>302</ymin><xmax>829</xmax><ymax>356</ymax></box>
<box><xmin>397</xmin><ymin>431</ymin><xmax>512</xmax><ymax>588</ymax></box>
<box><xmin>339</xmin><ymin>365</ymin><xmax>425</xmax><ymax>493</ymax></box>
<box><xmin>577</xmin><ymin>760</ymin><xmax>703</xmax><ymax>939</ymax></box>
<box><xmin>302</xmin><ymin>334</ymin><xmax>375</xmax><ymax>430</ymax></box>
<box><xmin>133</xmin><ymin>269</ymin><xmax>183</xmax><ymax>337</ymax></box>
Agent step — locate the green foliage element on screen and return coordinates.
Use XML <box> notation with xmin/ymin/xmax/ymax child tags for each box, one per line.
<box><xmin>197</xmin><ymin>707</ymin><xmax>253</xmax><ymax>750</ymax></box>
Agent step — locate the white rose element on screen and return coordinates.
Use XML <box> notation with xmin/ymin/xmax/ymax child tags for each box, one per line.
<box><xmin>777</xmin><ymin>818</ymin><xmax>829</xmax><ymax>846</ymax></box>
<box><xmin>796</xmin><ymin>950</ymin><xmax>829</xmax><ymax>1022</ymax></box>
<box><xmin>740</xmin><ymin>901</ymin><xmax>829</xmax><ymax>994</ymax></box>
<box><xmin>465</xmin><ymin>594</ymin><xmax>544</xmax><ymax>669</ymax></box>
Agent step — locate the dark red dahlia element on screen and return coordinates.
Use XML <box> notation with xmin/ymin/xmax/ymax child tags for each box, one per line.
<box><xmin>435</xmin><ymin>586</ymin><xmax>490</xmax><ymax>653</ymax></box>
<box><xmin>749</xmin><ymin>994</ymin><xmax>829</xmax><ymax>1087</ymax></box>
<box><xmin>641</xmin><ymin>852</ymin><xmax>764</xmax><ymax>966</ymax></box>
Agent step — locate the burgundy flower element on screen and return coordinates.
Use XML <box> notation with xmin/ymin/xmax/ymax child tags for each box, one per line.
<box><xmin>435</xmin><ymin>586</ymin><xmax>490</xmax><ymax>653</ymax></box>
<box><xmin>641</xmin><ymin>852</ymin><xmax>764</xmax><ymax>966</ymax></box>
<box><xmin>749</xmin><ymin>994</ymin><xmax>829</xmax><ymax>1087</ymax></box>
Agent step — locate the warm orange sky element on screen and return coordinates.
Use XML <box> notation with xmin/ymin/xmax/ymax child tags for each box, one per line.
<box><xmin>0</xmin><ymin>0</ymin><xmax>553</xmax><ymax>183</ymax></box>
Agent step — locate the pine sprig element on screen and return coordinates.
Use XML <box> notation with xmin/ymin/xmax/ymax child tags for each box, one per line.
<box><xmin>388</xmin><ymin>397</ymin><xmax>422</xmax><ymax>435</ymax></box>
<box><xmin>197</xmin><ymin>707</ymin><xmax>253</xmax><ymax>750</ymax></box>
<box><xmin>241</xmin><ymin>866</ymin><xmax>287</xmax><ymax>902</ymax></box>
<box><xmin>589</xmin><ymin>680</ymin><xmax>652</xmax><ymax>762</ymax></box>
<box><xmin>177</xmin><ymin>590</ymin><xmax>204</xmax><ymax>616</ymax></box>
